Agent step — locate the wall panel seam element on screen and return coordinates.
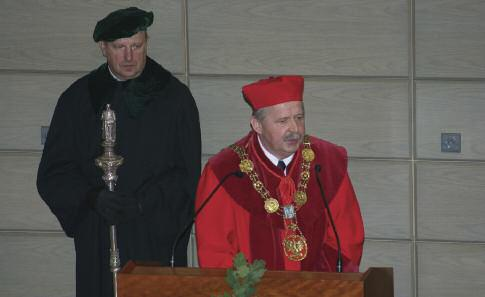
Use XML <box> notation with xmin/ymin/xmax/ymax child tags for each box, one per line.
<box><xmin>410</xmin><ymin>0</ymin><xmax>418</xmax><ymax>296</ymax></box>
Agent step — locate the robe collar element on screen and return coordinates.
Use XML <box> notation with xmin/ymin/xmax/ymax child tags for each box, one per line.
<box><xmin>256</xmin><ymin>135</ymin><xmax>294</xmax><ymax>175</ymax></box>
<box><xmin>88</xmin><ymin>56</ymin><xmax>171</xmax><ymax>118</ymax></box>
<box><xmin>247</xmin><ymin>131</ymin><xmax>300</xmax><ymax>179</ymax></box>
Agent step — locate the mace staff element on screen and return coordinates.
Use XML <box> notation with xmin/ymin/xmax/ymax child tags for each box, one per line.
<box><xmin>95</xmin><ymin>104</ymin><xmax>124</xmax><ymax>297</ymax></box>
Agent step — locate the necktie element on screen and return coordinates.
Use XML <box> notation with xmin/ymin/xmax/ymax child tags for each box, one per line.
<box><xmin>277</xmin><ymin>160</ymin><xmax>286</xmax><ymax>172</ymax></box>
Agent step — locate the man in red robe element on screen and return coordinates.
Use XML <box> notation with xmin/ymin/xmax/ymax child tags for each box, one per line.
<box><xmin>195</xmin><ymin>75</ymin><xmax>364</xmax><ymax>272</ymax></box>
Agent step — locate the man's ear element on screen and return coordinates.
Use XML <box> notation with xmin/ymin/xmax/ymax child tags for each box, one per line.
<box><xmin>99</xmin><ymin>42</ymin><xmax>107</xmax><ymax>57</ymax></box>
<box><xmin>250</xmin><ymin>116</ymin><xmax>263</xmax><ymax>134</ymax></box>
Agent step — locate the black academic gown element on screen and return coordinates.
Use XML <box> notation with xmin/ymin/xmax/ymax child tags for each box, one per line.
<box><xmin>37</xmin><ymin>57</ymin><xmax>201</xmax><ymax>297</ymax></box>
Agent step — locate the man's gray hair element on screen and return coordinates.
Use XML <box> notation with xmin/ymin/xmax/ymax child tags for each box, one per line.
<box><xmin>252</xmin><ymin>102</ymin><xmax>305</xmax><ymax>122</ymax></box>
<box><xmin>252</xmin><ymin>108</ymin><xmax>267</xmax><ymax>121</ymax></box>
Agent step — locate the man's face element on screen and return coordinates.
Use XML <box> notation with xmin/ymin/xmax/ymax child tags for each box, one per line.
<box><xmin>251</xmin><ymin>101</ymin><xmax>305</xmax><ymax>160</ymax></box>
<box><xmin>99</xmin><ymin>31</ymin><xmax>148</xmax><ymax>80</ymax></box>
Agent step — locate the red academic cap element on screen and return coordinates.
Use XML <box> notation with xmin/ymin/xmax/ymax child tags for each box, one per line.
<box><xmin>242</xmin><ymin>75</ymin><xmax>304</xmax><ymax>110</ymax></box>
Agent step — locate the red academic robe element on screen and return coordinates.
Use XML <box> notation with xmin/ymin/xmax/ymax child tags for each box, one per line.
<box><xmin>195</xmin><ymin>131</ymin><xmax>364</xmax><ymax>272</ymax></box>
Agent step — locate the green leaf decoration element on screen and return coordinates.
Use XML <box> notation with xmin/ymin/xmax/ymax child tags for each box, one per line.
<box><xmin>236</xmin><ymin>265</ymin><xmax>250</xmax><ymax>278</ymax></box>
<box><xmin>213</xmin><ymin>252</ymin><xmax>266</xmax><ymax>297</ymax></box>
<box><xmin>233</xmin><ymin>253</ymin><xmax>247</xmax><ymax>267</ymax></box>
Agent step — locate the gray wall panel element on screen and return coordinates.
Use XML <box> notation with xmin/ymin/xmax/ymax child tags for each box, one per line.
<box><xmin>188</xmin><ymin>231</ymin><xmax>199</xmax><ymax>267</ymax></box>
<box><xmin>191</xmin><ymin>77</ymin><xmax>255</xmax><ymax>155</ymax></box>
<box><xmin>0</xmin><ymin>0</ymin><xmax>183</xmax><ymax>73</ymax></box>
<box><xmin>349</xmin><ymin>160</ymin><xmax>411</xmax><ymax>239</ymax></box>
<box><xmin>0</xmin><ymin>153</ymin><xmax>61</xmax><ymax>230</ymax></box>
<box><xmin>416</xmin><ymin>0</ymin><xmax>485</xmax><ymax>78</ymax></box>
<box><xmin>305</xmin><ymin>79</ymin><xmax>410</xmax><ymax>158</ymax></box>
<box><xmin>417</xmin><ymin>162</ymin><xmax>485</xmax><ymax>241</ymax></box>
<box><xmin>201</xmin><ymin>154</ymin><xmax>210</xmax><ymax>170</ymax></box>
<box><xmin>360</xmin><ymin>240</ymin><xmax>412</xmax><ymax>297</ymax></box>
<box><xmin>0</xmin><ymin>73</ymin><xmax>79</xmax><ymax>150</ymax></box>
<box><xmin>0</xmin><ymin>233</ymin><xmax>75</xmax><ymax>297</ymax></box>
<box><xmin>189</xmin><ymin>0</ymin><xmax>408</xmax><ymax>76</ymax></box>
<box><xmin>416</xmin><ymin>81</ymin><xmax>485</xmax><ymax>160</ymax></box>
<box><xmin>418</xmin><ymin>242</ymin><xmax>485</xmax><ymax>297</ymax></box>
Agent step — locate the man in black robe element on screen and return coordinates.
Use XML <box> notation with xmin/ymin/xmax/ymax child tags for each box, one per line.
<box><xmin>36</xmin><ymin>7</ymin><xmax>201</xmax><ymax>297</ymax></box>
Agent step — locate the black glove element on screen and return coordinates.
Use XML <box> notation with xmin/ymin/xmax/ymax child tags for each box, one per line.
<box><xmin>88</xmin><ymin>189</ymin><xmax>141</xmax><ymax>225</ymax></box>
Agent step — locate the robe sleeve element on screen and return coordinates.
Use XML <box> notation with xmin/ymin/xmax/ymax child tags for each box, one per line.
<box><xmin>134</xmin><ymin>84</ymin><xmax>201</xmax><ymax>265</ymax></box>
<box><xmin>37</xmin><ymin>92</ymin><xmax>93</xmax><ymax>238</ymax></box>
<box><xmin>175</xmin><ymin>86</ymin><xmax>201</xmax><ymax>209</ymax></box>
<box><xmin>195</xmin><ymin>164</ymin><xmax>238</xmax><ymax>268</ymax></box>
<box><xmin>169</xmin><ymin>88</ymin><xmax>201</xmax><ymax>264</ymax></box>
<box><xmin>321</xmin><ymin>173</ymin><xmax>364</xmax><ymax>272</ymax></box>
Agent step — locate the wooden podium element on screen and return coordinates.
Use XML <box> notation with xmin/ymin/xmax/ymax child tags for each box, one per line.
<box><xmin>118</xmin><ymin>261</ymin><xmax>393</xmax><ymax>297</ymax></box>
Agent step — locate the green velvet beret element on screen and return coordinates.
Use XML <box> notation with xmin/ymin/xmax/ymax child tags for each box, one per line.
<box><xmin>93</xmin><ymin>7</ymin><xmax>153</xmax><ymax>42</ymax></box>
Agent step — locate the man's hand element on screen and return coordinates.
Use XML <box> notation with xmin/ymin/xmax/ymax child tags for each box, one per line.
<box><xmin>91</xmin><ymin>189</ymin><xmax>141</xmax><ymax>225</ymax></box>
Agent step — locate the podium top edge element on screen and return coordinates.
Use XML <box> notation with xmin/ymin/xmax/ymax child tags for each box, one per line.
<box><xmin>121</xmin><ymin>261</ymin><xmax>392</xmax><ymax>281</ymax></box>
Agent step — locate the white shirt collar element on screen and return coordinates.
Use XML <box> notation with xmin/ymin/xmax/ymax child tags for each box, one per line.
<box><xmin>257</xmin><ymin>135</ymin><xmax>294</xmax><ymax>174</ymax></box>
<box><xmin>107</xmin><ymin>65</ymin><xmax>126</xmax><ymax>82</ymax></box>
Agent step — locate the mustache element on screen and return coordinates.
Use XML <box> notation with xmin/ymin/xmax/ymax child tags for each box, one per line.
<box><xmin>284</xmin><ymin>132</ymin><xmax>301</xmax><ymax>142</ymax></box>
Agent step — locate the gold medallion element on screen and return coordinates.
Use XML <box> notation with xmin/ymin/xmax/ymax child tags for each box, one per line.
<box><xmin>302</xmin><ymin>148</ymin><xmax>315</xmax><ymax>162</ymax></box>
<box><xmin>239</xmin><ymin>159</ymin><xmax>254</xmax><ymax>173</ymax></box>
<box><xmin>282</xmin><ymin>234</ymin><xmax>308</xmax><ymax>261</ymax></box>
<box><xmin>264</xmin><ymin>198</ymin><xmax>279</xmax><ymax>213</ymax></box>
<box><xmin>294</xmin><ymin>191</ymin><xmax>307</xmax><ymax>207</ymax></box>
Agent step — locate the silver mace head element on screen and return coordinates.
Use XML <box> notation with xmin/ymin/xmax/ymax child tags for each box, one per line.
<box><xmin>95</xmin><ymin>104</ymin><xmax>124</xmax><ymax>191</ymax></box>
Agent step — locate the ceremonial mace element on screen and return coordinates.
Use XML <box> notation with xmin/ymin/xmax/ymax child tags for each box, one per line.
<box><xmin>95</xmin><ymin>104</ymin><xmax>124</xmax><ymax>297</ymax></box>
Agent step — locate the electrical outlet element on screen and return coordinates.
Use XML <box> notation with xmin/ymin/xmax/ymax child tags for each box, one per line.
<box><xmin>441</xmin><ymin>133</ymin><xmax>461</xmax><ymax>153</ymax></box>
<box><xmin>41</xmin><ymin>126</ymin><xmax>49</xmax><ymax>145</ymax></box>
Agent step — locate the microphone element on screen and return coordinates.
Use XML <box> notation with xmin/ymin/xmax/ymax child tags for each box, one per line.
<box><xmin>315</xmin><ymin>164</ymin><xmax>343</xmax><ymax>272</ymax></box>
<box><xmin>169</xmin><ymin>170</ymin><xmax>244</xmax><ymax>268</ymax></box>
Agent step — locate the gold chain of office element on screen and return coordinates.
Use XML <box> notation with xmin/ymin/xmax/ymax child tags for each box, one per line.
<box><xmin>230</xmin><ymin>135</ymin><xmax>315</xmax><ymax>261</ymax></box>
<box><xmin>230</xmin><ymin>135</ymin><xmax>315</xmax><ymax>214</ymax></box>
